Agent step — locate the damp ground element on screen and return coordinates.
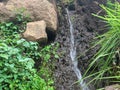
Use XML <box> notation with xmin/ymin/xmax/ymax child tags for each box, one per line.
<box><xmin>54</xmin><ymin>0</ymin><xmax>107</xmax><ymax>90</ymax></box>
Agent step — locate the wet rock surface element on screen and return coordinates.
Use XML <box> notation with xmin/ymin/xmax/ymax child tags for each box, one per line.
<box><xmin>54</xmin><ymin>0</ymin><xmax>107</xmax><ymax>90</ymax></box>
<box><xmin>74</xmin><ymin>0</ymin><xmax>107</xmax><ymax>72</ymax></box>
<box><xmin>54</xmin><ymin>15</ymin><xmax>80</xmax><ymax>90</ymax></box>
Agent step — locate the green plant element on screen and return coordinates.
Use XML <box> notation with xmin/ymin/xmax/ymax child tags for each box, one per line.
<box><xmin>0</xmin><ymin>41</ymin><xmax>47</xmax><ymax>90</ymax></box>
<box><xmin>63</xmin><ymin>0</ymin><xmax>74</xmax><ymax>5</ymax></box>
<box><xmin>82</xmin><ymin>1</ymin><xmax>120</xmax><ymax>89</ymax></box>
<box><xmin>38</xmin><ymin>43</ymin><xmax>59</xmax><ymax>90</ymax></box>
<box><xmin>0</xmin><ymin>13</ymin><xmax>58</xmax><ymax>89</ymax></box>
<box><xmin>15</xmin><ymin>8</ymin><xmax>31</xmax><ymax>23</ymax></box>
<box><xmin>40</xmin><ymin>43</ymin><xmax>59</xmax><ymax>62</ymax></box>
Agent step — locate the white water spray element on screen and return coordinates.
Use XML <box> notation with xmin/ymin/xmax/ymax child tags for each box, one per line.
<box><xmin>66</xmin><ymin>8</ymin><xmax>89</xmax><ymax>90</ymax></box>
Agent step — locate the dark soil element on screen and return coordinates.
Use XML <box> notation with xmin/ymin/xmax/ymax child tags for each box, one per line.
<box><xmin>54</xmin><ymin>0</ymin><xmax>108</xmax><ymax>90</ymax></box>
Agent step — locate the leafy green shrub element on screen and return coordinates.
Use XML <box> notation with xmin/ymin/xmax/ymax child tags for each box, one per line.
<box><xmin>38</xmin><ymin>43</ymin><xmax>59</xmax><ymax>90</ymax></box>
<box><xmin>40</xmin><ymin>43</ymin><xmax>59</xmax><ymax>62</ymax></box>
<box><xmin>0</xmin><ymin>40</ymin><xmax>46</xmax><ymax>90</ymax></box>
<box><xmin>0</xmin><ymin>34</ymin><xmax>51</xmax><ymax>90</ymax></box>
<box><xmin>0</xmin><ymin>13</ymin><xmax>58</xmax><ymax>89</ymax></box>
<box><xmin>82</xmin><ymin>1</ymin><xmax>120</xmax><ymax>89</ymax></box>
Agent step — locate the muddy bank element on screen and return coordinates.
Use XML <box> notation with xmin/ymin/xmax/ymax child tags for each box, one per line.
<box><xmin>74</xmin><ymin>0</ymin><xmax>107</xmax><ymax>72</ymax></box>
<box><xmin>54</xmin><ymin>0</ymin><xmax>107</xmax><ymax>90</ymax></box>
<box><xmin>54</xmin><ymin>8</ymin><xmax>80</xmax><ymax>90</ymax></box>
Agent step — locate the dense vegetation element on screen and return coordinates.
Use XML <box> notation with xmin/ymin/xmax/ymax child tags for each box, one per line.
<box><xmin>1</xmin><ymin>0</ymin><xmax>120</xmax><ymax>90</ymax></box>
<box><xmin>0</xmin><ymin>13</ymin><xmax>59</xmax><ymax>90</ymax></box>
<box><xmin>83</xmin><ymin>1</ymin><xmax>120</xmax><ymax>89</ymax></box>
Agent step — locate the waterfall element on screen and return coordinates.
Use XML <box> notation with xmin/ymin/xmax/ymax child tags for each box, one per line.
<box><xmin>66</xmin><ymin>8</ymin><xmax>89</xmax><ymax>90</ymax></box>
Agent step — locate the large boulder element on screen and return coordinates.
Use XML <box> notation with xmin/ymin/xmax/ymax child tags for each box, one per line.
<box><xmin>0</xmin><ymin>3</ymin><xmax>14</xmax><ymax>22</ymax></box>
<box><xmin>23</xmin><ymin>20</ymin><xmax>47</xmax><ymax>43</ymax></box>
<box><xmin>0</xmin><ymin>0</ymin><xmax>57</xmax><ymax>31</ymax></box>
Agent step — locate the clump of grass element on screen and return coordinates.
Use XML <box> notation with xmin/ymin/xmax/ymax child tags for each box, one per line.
<box><xmin>82</xmin><ymin>1</ymin><xmax>120</xmax><ymax>89</ymax></box>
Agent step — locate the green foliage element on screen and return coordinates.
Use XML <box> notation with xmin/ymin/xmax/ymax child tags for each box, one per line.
<box><xmin>40</xmin><ymin>43</ymin><xmax>59</xmax><ymax>62</ymax></box>
<box><xmin>0</xmin><ymin>13</ymin><xmax>58</xmax><ymax>89</ymax></box>
<box><xmin>38</xmin><ymin>43</ymin><xmax>59</xmax><ymax>90</ymax></box>
<box><xmin>0</xmin><ymin>22</ymin><xmax>19</xmax><ymax>38</ymax></box>
<box><xmin>62</xmin><ymin>0</ymin><xmax>74</xmax><ymax>6</ymax></box>
<box><xmin>0</xmin><ymin>41</ymin><xmax>47</xmax><ymax>90</ymax></box>
<box><xmin>63</xmin><ymin>0</ymin><xmax>74</xmax><ymax>4</ymax></box>
<box><xmin>0</xmin><ymin>30</ymin><xmax>49</xmax><ymax>89</ymax></box>
<box><xmin>82</xmin><ymin>1</ymin><xmax>120</xmax><ymax>89</ymax></box>
<box><xmin>15</xmin><ymin>8</ymin><xmax>31</xmax><ymax>23</ymax></box>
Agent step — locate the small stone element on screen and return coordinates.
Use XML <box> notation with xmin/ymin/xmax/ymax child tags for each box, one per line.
<box><xmin>23</xmin><ymin>20</ymin><xmax>47</xmax><ymax>43</ymax></box>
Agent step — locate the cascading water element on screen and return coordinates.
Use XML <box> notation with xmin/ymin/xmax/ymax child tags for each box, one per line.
<box><xmin>66</xmin><ymin>8</ymin><xmax>89</xmax><ymax>90</ymax></box>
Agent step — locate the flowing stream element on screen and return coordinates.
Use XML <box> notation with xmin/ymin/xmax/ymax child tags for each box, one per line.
<box><xmin>66</xmin><ymin>8</ymin><xmax>89</xmax><ymax>90</ymax></box>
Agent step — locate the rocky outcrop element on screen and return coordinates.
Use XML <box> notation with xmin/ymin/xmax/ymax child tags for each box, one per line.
<box><xmin>49</xmin><ymin>0</ymin><xmax>57</xmax><ymax>10</ymax></box>
<box><xmin>0</xmin><ymin>3</ymin><xmax>14</xmax><ymax>22</ymax></box>
<box><xmin>0</xmin><ymin>0</ymin><xmax>57</xmax><ymax>31</ymax></box>
<box><xmin>23</xmin><ymin>20</ymin><xmax>47</xmax><ymax>43</ymax></box>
